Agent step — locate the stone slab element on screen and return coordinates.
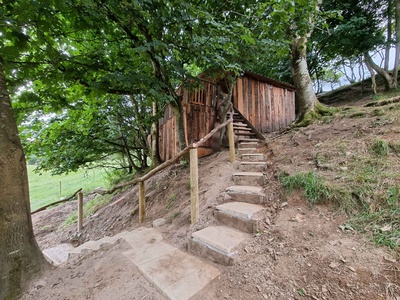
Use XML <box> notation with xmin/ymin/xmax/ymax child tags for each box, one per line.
<box><xmin>232</xmin><ymin>172</ymin><xmax>265</xmax><ymax>186</ymax></box>
<box><xmin>239</xmin><ymin>161</ymin><xmax>267</xmax><ymax>172</ymax></box>
<box><xmin>121</xmin><ymin>228</ymin><xmax>220</xmax><ymax>300</ymax></box>
<box><xmin>241</xmin><ymin>153</ymin><xmax>265</xmax><ymax>162</ymax></box>
<box><xmin>225</xmin><ymin>185</ymin><xmax>265</xmax><ymax>204</ymax></box>
<box><xmin>43</xmin><ymin>243</ymin><xmax>74</xmax><ymax>266</ymax></box>
<box><xmin>216</xmin><ymin>202</ymin><xmax>264</xmax><ymax>220</ymax></box>
<box><xmin>191</xmin><ymin>226</ymin><xmax>249</xmax><ymax>255</ymax></box>
<box><xmin>123</xmin><ymin>241</ymin><xmax>176</xmax><ymax>266</ymax></box>
<box><xmin>238</xmin><ymin>148</ymin><xmax>257</xmax><ymax>154</ymax></box>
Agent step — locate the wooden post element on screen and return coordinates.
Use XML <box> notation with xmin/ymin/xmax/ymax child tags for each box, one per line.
<box><xmin>77</xmin><ymin>192</ymin><xmax>83</xmax><ymax>232</ymax></box>
<box><xmin>139</xmin><ymin>181</ymin><xmax>146</xmax><ymax>223</ymax></box>
<box><xmin>227</xmin><ymin>121</ymin><xmax>235</xmax><ymax>163</ymax></box>
<box><xmin>190</xmin><ymin>148</ymin><xmax>199</xmax><ymax>224</ymax></box>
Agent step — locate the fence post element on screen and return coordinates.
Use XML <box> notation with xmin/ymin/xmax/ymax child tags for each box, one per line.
<box><xmin>77</xmin><ymin>192</ymin><xmax>83</xmax><ymax>232</ymax></box>
<box><xmin>190</xmin><ymin>148</ymin><xmax>199</xmax><ymax>224</ymax></box>
<box><xmin>227</xmin><ymin>121</ymin><xmax>235</xmax><ymax>163</ymax></box>
<box><xmin>139</xmin><ymin>181</ymin><xmax>146</xmax><ymax>223</ymax></box>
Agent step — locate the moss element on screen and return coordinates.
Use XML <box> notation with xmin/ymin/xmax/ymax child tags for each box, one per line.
<box><xmin>295</xmin><ymin>102</ymin><xmax>337</xmax><ymax>128</ymax></box>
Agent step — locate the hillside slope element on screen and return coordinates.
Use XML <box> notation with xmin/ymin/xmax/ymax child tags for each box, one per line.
<box><xmin>22</xmin><ymin>88</ymin><xmax>400</xmax><ymax>299</ymax></box>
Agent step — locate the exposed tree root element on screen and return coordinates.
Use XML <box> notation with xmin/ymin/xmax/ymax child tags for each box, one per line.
<box><xmin>365</xmin><ymin>96</ymin><xmax>400</xmax><ymax>107</ymax></box>
<box><xmin>295</xmin><ymin>103</ymin><xmax>337</xmax><ymax>128</ymax></box>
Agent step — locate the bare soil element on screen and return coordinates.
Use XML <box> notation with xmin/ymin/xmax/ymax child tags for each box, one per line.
<box><xmin>21</xmin><ymin>91</ymin><xmax>400</xmax><ymax>299</ymax></box>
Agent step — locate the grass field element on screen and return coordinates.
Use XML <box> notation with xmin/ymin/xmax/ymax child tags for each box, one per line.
<box><xmin>28</xmin><ymin>165</ymin><xmax>109</xmax><ymax>211</ymax></box>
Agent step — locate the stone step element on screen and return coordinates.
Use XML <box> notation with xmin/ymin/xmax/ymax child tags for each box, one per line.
<box><xmin>239</xmin><ymin>161</ymin><xmax>267</xmax><ymax>172</ymax></box>
<box><xmin>238</xmin><ymin>147</ymin><xmax>257</xmax><ymax>154</ymax></box>
<box><xmin>188</xmin><ymin>226</ymin><xmax>250</xmax><ymax>265</ymax></box>
<box><xmin>233</xmin><ymin>122</ymin><xmax>248</xmax><ymax>127</ymax></box>
<box><xmin>232</xmin><ymin>172</ymin><xmax>265</xmax><ymax>186</ymax></box>
<box><xmin>239</xmin><ymin>141</ymin><xmax>259</xmax><ymax>148</ymax></box>
<box><xmin>241</xmin><ymin>153</ymin><xmax>265</xmax><ymax>162</ymax></box>
<box><xmin>239</xmin><ymin>138</ymin><xmax>261</xmax><ymax>143</ymax></box>
<box><xmin>43</xmin><ymin>243</ymin><xmax>74</xmax><ymax>266</ymax></box>
<box><xmin>214</xmin><ymin>202</ymin><xmax>265</xmax><ymax>233</ymax></box>
<box><xmin>225</xmin><ymin>185</ymin><xmax>265</xmax><ymax>204</ymax></box>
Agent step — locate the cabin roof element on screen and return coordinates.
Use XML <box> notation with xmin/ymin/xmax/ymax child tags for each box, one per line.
<box><xmin>243</xmin><ymin>71</ymin><xmax>296</xmax><ymax>91</ymax></box>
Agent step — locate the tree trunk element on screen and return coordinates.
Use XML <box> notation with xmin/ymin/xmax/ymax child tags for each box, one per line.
<box><xmin>385</xmin><ymin>0</ymin><xmax>393</xmax><ymax>71</ymax></box>
<box><xmin>171</xmin><ymin>99</ymin><xmax>187</xmax><ymax>151</ymax></box>
<box><xmin>392</xmin><ymin>0</ymin><xmax>400</xmax><ymax>82</ymax></box>
<box><xmin>0</xmin><ymin>61</ymin><xmax>46</xmax><ymax>299</ymax></box>
<box><xmin>150</xmin><ymin>101</ymin><xmax>162</xmax><ymax>166</ymax></box>
<box><xmin>365</xmin><ymin>52</ymin><xmax>397</xmax><ymax>90</ymax></box>
<box><xmin>291</xmin><ymin>36</ymin><xmax>321</xmax><ymax>121</ymax></box>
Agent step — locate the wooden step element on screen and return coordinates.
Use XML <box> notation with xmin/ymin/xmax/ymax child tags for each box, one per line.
<box><xmin>226</xmin><ymin>185</ymin><xmax>265</xmax><ymax>204</ymax></box>
<box><xmin>232</xmin><ymin>172</ymin><xmax>265</xmax><ymax>186</ymax></box>
<box><xmin>239</xmin><ymin>162</ymin><xmax>267</xmax><ymax>172</ymax></box>
<box><xmin>188</xmin><ymin>226</ymin><xmax>250</xmax><ymax>265</ymax></box>
<box><xmin>235</xmin><ymin>132</ymin><xmax>256</xmax><ymax>136</ymax></box>
<box><xmin>233</xmin><ymin>126</ymin><xmax>251</xmax><ymax>131</ymax></box>
<box><xmin>215</xmin><ymin>202</ymin><xmax>265</xmax><ymax>233</ymax></box>
<box><xmin>241</xmin><ymin>153</ymin><xmax>265</xmax><ymax>162</ymax></box>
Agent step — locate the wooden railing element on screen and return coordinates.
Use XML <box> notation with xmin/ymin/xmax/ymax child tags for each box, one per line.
<box><xmin>99</xmin><ymin>114</ymin><xmax>235</xmax><ymax>224</ymax></box>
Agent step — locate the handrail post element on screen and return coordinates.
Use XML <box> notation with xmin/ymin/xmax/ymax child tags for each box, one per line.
<box><xmin>77</xmin><ymin>192</ymin><xmax>83</xmax><ymax>232</ymax></box>
<box><xmin>139</xmin><ymin>181</ymin><xmax>146</xmax><ymax>223</ymax></box>
<box><xmin>227</xmin><ymin>121</ymin><xmax>235</xmax><ymax>163</ymax></box>
<box><xmin>190</xmin><ymin>148</ymin><xmax>199</xmax><ymax>224</ymax></box>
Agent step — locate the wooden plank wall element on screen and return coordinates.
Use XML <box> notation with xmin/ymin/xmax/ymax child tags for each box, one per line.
<box><xmin>159</xmin><ymin>81</ymin><xmax>217</xmax><ymax>161</ymax></box>
<box><xmin>233</xmin><ymin>76</ymin><xmax>296</xmax><ymax>133</ymax></box>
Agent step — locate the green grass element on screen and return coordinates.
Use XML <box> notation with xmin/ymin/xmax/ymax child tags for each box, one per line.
<box><xmin>28</xmin><ymin>165</ymin><xmax>108</xmax><ymax>211</ymax></box>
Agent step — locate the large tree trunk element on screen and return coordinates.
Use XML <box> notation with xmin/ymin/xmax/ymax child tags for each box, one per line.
<box><xmin>0</xmin><ymin>61</ymin><xmax>46</xmax><ymax>299</ymax></box>
<box><xmin>291</xmin><ymin>36</ymin><xmax>321</xmax><ymax>121</ymax></box>
<box><xmin>150</xmin><ymin>101</ymin><xmax>162</xmax><ymax>166</ymax></box>
<box><xmin>385</xmin><ymin>0</ymin><xmax>393</xmax><ymax>71</ymax></box>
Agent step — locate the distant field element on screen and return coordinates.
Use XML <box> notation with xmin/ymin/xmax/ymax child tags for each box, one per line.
<box><xmin>28</xmin><ymin>165</ymin><xmax>109</xmax><ymax>211</ymax></box>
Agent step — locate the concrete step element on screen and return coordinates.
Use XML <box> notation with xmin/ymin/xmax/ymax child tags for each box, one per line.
<box><xmin>241</xmin><ymin>153</ymin><xmax>265</xmax><ymax>162</ymax></box>
<box><xmin>189</xmin><ymin>226</ymin><xmax>250</xmax><ymax>265</ymax></box>
<box><xmin>239</xmin><ymin>141</ymin><xmax>259</xmax><ymax>148</ymax></box>
<box><xmin>226</xmin><ymin>185</ymin><xmax>265</xmax><ymax>204</ymax></box>
<box><xmin>215</xmin><ymin>202</ymin><xmax>265</xmax><ymax>233</ymax></box>
<box><xmin>239</xmin><ymin>161</ymin><xmax>267</xmax><ymax>172</ymax></box>
<box><xmin>238</xmin><ymin>147</ymin><xmax>257</xmax><ymax>154</ymax></box>
<box><xmin>232</xmin><ymin>172</ymin><xmax>265</xmax><ymax>186</ymax></box>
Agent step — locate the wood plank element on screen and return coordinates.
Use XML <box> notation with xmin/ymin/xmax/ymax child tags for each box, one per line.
<box><xmin>237</xmin><ymin>78</ymin><xmax>244</xmax><ymax>113</ymax></box>
<box><xmin>265</xmin><ymin>84</ymin><xmax>271</xmax><ymax>133</ymax></box>
<box><xmin>242</xmin><ymin>77</ymin><xmax>247</xmax><ymax>117</ymax></box>
<box><xmin>260</xmin><ymin>83</ymin><xmax>266</xmax><ymax>133</ymax></box>
<box><xmin>254</xmin><ymin>80</ymin><xmax>260</xmax><ymax>131</ymax></box>
<box><xmin>248</xmin><ymin>77</ymin><xmax>252</xmax><ymax>123</ymax></box>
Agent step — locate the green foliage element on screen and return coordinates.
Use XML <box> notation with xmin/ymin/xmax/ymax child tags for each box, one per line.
<box><xmin>279</xmin><ymin>171</ymin><xmax>355</xmax><ymax>212</ymax></box>
<box><xmin>64</xmin><ymin>194</ymin><xmax>113</xmax><ymax>226</ymax></box>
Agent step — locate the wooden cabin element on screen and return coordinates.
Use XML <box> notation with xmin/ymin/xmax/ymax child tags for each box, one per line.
<box><xmin>158</xmin><ymin>71</ymin><xmax>296</xmax><ymax>161</ymax></box>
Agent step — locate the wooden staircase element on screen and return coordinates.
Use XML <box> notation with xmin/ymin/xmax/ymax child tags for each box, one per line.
<box><xmin>232</xmin><ymin>109</ymin><xmax>265</xmax><ymax>141</ymax></box>
<box><xmin>188</xmin><ymin>137</ymin><xmax>268</xmax><ymax>266</ymax></box>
